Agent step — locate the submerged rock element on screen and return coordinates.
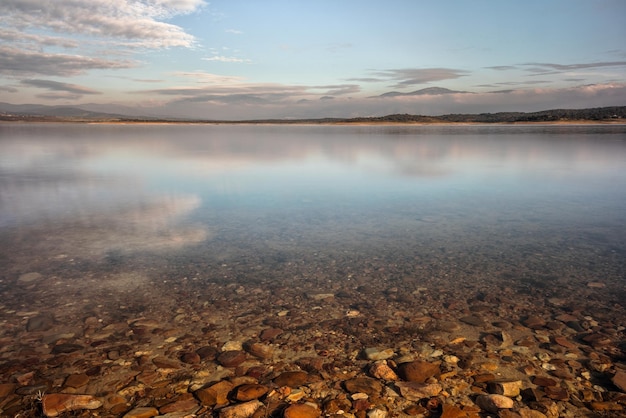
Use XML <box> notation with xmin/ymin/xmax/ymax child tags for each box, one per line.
<box><xmin>218</xmin><ymin>400</ymin><xmax>263</xmax><ymax>418</ymax></box>
<box><xmin>475</xmin><ymin>394</ymin><xmax>514</xmax><ymax>413</ymax></box>
<box><xmin>42</xmin><ymin>394</ymin><xmax>102</xmax><ymax>417</ymax></box>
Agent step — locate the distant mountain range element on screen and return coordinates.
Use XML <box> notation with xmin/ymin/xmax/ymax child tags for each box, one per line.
<box><xmin>0</xmin><ymin>101</ymin><xmax>624</xmax><ymax>124</ymax></box>
<box><xmin>375</xmin><ymin>87</ymin><xmax>467</xmax><ymax>98</ymax></box>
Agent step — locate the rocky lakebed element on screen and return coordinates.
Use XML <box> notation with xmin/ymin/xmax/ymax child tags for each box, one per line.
<box><xmin>0</xmin><ymin>250</ymin><xmax>625</xmax><ymax>418</ymax></box>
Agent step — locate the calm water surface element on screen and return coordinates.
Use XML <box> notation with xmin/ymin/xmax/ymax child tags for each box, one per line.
<box><xmin>1</xmin><ymin>123</ymin><xmax>625</xmax><ymax>315</ymax></box>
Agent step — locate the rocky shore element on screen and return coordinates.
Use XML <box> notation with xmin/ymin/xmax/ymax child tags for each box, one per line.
<box><xmin>1</xmin><ymin>264</ymin><xmax>624</xmax><ymax>418</ymax></box>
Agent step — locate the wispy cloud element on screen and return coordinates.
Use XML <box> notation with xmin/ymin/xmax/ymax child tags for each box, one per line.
<box><xmin>367</xmin><ymin>68</ymin><xmax>469</xmax><ymax>88</ymax></box>
<box><xmin>226</xmin><ymin>29</ymin><xmax>243</xmax><ymax>35</ymax></box>
<box><xmin>312</xmin><ymin>84</ymin><xmax>361</xmax><ymax>96</ymax></box>
<box><xmin>0</xmin><ymin>28</ymin><xmax>79</xmax><ymax>49</ymax></box>
<box><xmin>21</xmin><ymin>79</ymin><xmax>102</xmax><ymax>96</ymax></box>
<box><xmin>0</xmin><ymin>46</ymin><xmax>135</xmax><ymax>77</ymax></box>
<box><xmin>203</xmin><ymin>55</ymin><xmax>251</xmax><ymax>63</ymax></box>
<box><xmin>0</xmin><ymin>85</ymin><xmax>18</xmax><ymax>93</ymax></box>
<box><xmin>523</xmin><ymin>61</ymin><xmax>626</xmax><ymax>72</ymax></box>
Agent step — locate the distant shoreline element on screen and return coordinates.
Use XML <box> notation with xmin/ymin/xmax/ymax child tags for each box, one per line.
<box><xmin>1</xmin><ymin>104</ymin><xmax>625</xmax><ymax>125</ymax></box>
<box><xmin>2</xmin><ymin>119</ymin><xmax>625</xmax><ymax>126</ymax></box>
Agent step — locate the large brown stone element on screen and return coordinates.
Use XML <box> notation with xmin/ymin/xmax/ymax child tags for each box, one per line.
<box><xmin>42</xmin><ymin>394</ymin><xmax>102</xmax><ymax>417</ymax></box>
<box><xmin>398</xmin><ymin>360</ymin><xmax>441</xmax><ymax>383</ymax></box>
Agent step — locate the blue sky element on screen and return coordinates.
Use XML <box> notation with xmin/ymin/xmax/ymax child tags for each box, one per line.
<box><xmin>1</xmin><ymin>0</ymin><xmax>625</xmax><ymax>119</ymax></box>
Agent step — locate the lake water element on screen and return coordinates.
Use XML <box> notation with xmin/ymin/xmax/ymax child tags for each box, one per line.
<box><xmin>0</xmin><ymin>123</ymin><xmax>625</xmax><ymax>416</ymax></box>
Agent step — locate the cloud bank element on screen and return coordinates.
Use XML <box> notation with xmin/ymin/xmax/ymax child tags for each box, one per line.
<box><xmin>0</xmin><ymin>0</ymin><xmax>205</xmax><ymax>78</ymax></box>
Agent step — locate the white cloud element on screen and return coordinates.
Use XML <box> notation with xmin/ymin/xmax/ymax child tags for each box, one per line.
<box><xmin>0</xmin><ymin>0</ymin><xmax>205</xmax><ymax>49</ymax></box>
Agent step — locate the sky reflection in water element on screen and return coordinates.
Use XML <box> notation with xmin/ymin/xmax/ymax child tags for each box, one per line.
<box><xmin>1</xmin><ymin>124</ymin><xmax>625</xmax><ymax>280</ymax></box>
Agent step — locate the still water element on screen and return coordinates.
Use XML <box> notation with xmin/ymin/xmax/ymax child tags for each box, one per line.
<box><xmin>2</xmin><ymin>124</ymin><xmax>625</xmax><ymax>288</ymax></box>
<box><xmin>0</xmin><ymin>123</ymin><xmax>625</xmax><ymax>321</ymax></box>
<box><xmin>1</xmin><ymin>123</ymin><xmax>626</xmax><ymax>415</ymax></box>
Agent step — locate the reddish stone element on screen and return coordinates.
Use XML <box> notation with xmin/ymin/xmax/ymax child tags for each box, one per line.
<box><xmin>234</xmin><ymin>384</ymin><xmax>269</xmax><ymax>401</ymax></box>
<box><xmin>553</xmin><ymin>336</ymin><xmax>576</xmax><ymax>349</ymax></box>
<box><xmin>217</xmin><ymin>350</ymin><xmax>247</xmax><ymax>367</ymax></box>
<box><xmin>273</xmin><ymin>371</ymin><xmax>309</xmax><ymax>387</ymax></box>
<box><xmin>398</xmin><ymin>360</ymin><xmax>441</xmax><ymax>383</ymax></box>
<box><xmin>544</xmin><ymin>386</ymin><xmax>568</xmax><ymax>401</ymax></box>
<box><xmin>344</xmin><ymin>377</ymin><xmax>383</xmax><ymax>396</ymax></box>
<box><xmin>64</xmin><ymin>373</ymin><xmax>89</xmax><ymax>388</ymax></box>
<box><xmin>532</xmin><ymin>376</ymin><xmax>557</xmax><ymax>387</ymax></box>
<box><xmin>283</xmin><ymin>403</ymin><xmax>320</xmax><ymax>418</ymax></box>
<box><xmin>260</xmin><ymin>328</ymin><xmax>283</xmax><ymax>342</ymax></box>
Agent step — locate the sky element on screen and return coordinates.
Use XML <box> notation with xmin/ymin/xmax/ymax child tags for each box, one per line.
<box><xmin>1</xmin><ymin>0</ymin><xmax>626</xmax><ymax>120</ymax></box>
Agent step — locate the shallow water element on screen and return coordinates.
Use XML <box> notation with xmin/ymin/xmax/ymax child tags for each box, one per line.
<box><xmin>2</xmin><ymin>124</ymin><xmax>625</xmax><ymax>290</ymax></box>
<box><xmin>1</xmin><ymin>123</ymin><xmax>625</xmax><ymax>416</ymax></box>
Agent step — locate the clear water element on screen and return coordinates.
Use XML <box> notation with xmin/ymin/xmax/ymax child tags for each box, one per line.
<box><xmin>1</xmin><ymin>123</ymin><xmax>625</xmax><ymax>320</ymax></box>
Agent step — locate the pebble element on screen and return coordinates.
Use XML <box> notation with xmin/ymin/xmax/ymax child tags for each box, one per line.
<box><xmin>394</xmin><ymin>382</ymin><xmax>442</xmax><ymax>401</ymax></box>
<box><xmin>26</xmin><ymin>313</ymin><xmax>55</xmax><ymax>331</ymax></box>
<box><xmin>234</xmin><ymin>384</ymin><xmax>269</xmax><ymax>401</ymax></box>
<box><xmin>218</xmin><ymin>400</ymin><xmax>263</xmax><ymax>418</ymax></box>
<box><xmin>283</xmin><ymin>403</ymin><xmax>321</xmax><ymax>418</ymax></box>
<box><xmin>475</xmin><ymin>394</ymin><xmax>514</xmax><ymax>413</ymax></box>
<box><xmin>612</xmin><ymin>370</ymin><xmax>626</xmax><ymax>392</ymax></box>
<box><xmin>217</xmin><ymin>350</ymin><xmax>247</xmax><ymax>367</ymax></box>
<box><xmin>259</xmin><ymin>328</ymin><xmax>283</xmax><ymax>341</ymax></box>
<box><xmin>363</xmin><ymin>347</ymin><xmax>395</xmax><ymax>360</ymax></box>
<box><xmin>460</xmin><ymin>315</ymin><xmax>484</xmax><ymax>327</ymax></box>
<box><xmin>344</xmin><ymin>377</ymin><xmax>383</xmax><ymax>397</ymax></box>
<box><xmin>64</xmin><ymin>373</ymin><xmax>89</xmax><ymax>388</ymax></box>
<box><xmin>488</xmin><ymin>380</ymin><xmax>522</xmax><ymax>397</ymax></box>
<box><xmin>122</xmin><ymin>406</ymin><xmax>160</xmax><ymax>418</ymax></box>
<box><xmin>244</xmin><ymin>342</ymin><xmax>274</xmax><ymax>359</ymax></box>
<box><xmin>195</xmin><ymin>380</ymin><xmax>234</xmax><ymax>406</ymax></box>
<box><xmin>158</xmin><ymin>395</ymin><xmax>199</xmax><ymax>415</ymax></box>
<box><xmin>0</xmin><ymin>383</ymin><xmax>16</xmax><ymax>398</ymax></box>
<box><xmin>152</xmin><ymin>356</ymin><xmax>181</xmax><ymax>369</ymax></box>
<box><xmin>180</xmin><ymin>351</ymin><xmax>201</xmax><ymax>364</ymax></box>
<box><xmin>18</xmin><ymin>272</ymin><xmax>43</xmax><ymax>284</ymax></box>
<box><xmin>274</xmin><ymin>371</ymin><xmax>309</xmax><ymax>387</ymax></box>
<box><xmin>398</xmin><ymin>360</ymin><xmax>441</xmax><ymax>383</ymax></box>
<box><xmin>369</xmin><ymin>361</ymin><xmax>399</xmax><ymax>381</ymax></box>
<box><xmin>366</xmin><ymin>407</ymin><xmax>387</xmax><ymax>418</ymax></box>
